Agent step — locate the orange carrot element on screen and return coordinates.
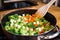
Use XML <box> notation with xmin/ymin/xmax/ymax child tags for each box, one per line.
<box><xmin>34</xmin><ymin>24</ymin><xmax>38</xmax><ymax>26</ymax></box>
<box><xmin>38</xmin><ymin>29</ymin><xmax>45</xmax><ymax>34</ymax></box>
<box><xmin>40</xmin><ymin>22</ymin><xmax>43</xmax><ymax>25</ymax></box>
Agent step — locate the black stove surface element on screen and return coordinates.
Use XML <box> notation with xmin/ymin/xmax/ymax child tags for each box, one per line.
<box><xmin>1</xmin><ymin>1</ymin><xmax>38</xmax><ymax>11</ymax></box>
<box><xmin>0</xmin><ymin>24</ymin><xmax>60</xmax><ymax>40</ymax></box>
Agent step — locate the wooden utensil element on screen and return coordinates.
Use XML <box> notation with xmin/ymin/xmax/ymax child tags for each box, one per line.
<box><xmin>35</xmin><ymin>0</ymin><xmax>56</xmax><ymax>18</ymax></box>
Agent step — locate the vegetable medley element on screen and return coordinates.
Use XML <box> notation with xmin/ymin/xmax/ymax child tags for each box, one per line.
<box><xmin>5</xmin><ymin>14</ymin><xmax>54</xmax><ymax>35</ymax></box>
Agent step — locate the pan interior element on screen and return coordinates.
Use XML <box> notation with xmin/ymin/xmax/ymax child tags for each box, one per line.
<box><xmin>1</xmin><ymin>9</ymin><xmax>56</xmax><ymax>36</ymax></box>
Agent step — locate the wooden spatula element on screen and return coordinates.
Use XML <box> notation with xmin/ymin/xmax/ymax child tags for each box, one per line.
<box><xmin>35</xmin><ymin>0</ymin><xmax>56</xmax><ymax>18</ymax></box>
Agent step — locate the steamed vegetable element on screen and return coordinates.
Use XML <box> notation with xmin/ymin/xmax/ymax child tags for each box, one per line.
<box><xmin>5</xmin><ymin>14</ymin><xmax>54</xmax><ymax>35</ymax></box>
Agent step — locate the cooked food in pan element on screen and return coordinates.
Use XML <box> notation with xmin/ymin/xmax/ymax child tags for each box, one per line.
<box><xmin>5</xmin><ymin>14</ymin><xmax>54</xmax><ymax>35</ymax></box>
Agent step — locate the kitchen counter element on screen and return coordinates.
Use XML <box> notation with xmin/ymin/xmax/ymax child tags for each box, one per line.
<box><xmin>0</xmin><ymin>2</ymin><xmax>60</xmax><ymax>27</ymax></box>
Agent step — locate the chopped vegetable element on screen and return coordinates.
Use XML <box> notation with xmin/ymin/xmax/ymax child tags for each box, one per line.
<box><xmin>5</xmin><ymin>14</ymin><xmax>54</xmax><ymax>35</ymax></box>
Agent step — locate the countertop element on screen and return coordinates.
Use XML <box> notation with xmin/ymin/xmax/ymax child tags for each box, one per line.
<box><xmin>0</xmin><ymin>2</ymin><xmax>60</xmax><ymax>27</ymax></box>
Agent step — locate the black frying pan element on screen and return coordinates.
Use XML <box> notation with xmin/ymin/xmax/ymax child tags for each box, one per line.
<box><xmin>1</xmin><ymin>9</ymin><xmax>59</xmax><ymax>40</ymax></box>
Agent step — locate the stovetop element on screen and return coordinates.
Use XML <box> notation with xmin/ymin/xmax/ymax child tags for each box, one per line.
<box><xmin>0</xmin><ymin>1</ymin><xmax>38</xmax><ymax>11</ymax></box>
<box><xmin>0</xmin><ymin>24</ymin><xmax>60</xmax><ymax>40</ymax></box>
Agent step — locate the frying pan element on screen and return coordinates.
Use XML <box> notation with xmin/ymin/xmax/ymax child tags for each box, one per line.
<box><xmin>1</xmin><ymin>9</ymin><xmax>60</xmax><ymax>40</ymax></box>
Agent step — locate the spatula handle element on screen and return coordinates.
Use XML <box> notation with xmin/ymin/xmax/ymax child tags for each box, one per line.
<box><xmin>47</xmin><ymin>0</ymin><xmax>56</xmax><ymax>8</ymax></box>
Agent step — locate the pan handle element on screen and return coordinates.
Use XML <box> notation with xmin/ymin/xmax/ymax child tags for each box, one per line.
<box><xmin>37</xmin><ymin>26</ymin><xmax>60</xmax><ymax>40</ymax></box>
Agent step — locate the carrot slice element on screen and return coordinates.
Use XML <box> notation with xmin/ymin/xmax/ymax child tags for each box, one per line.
<box><xmin>34</xmin><ymin>24</ymin><xmax>38</xmax><ymax>26</ymax></box>
<box><xmin>38</xmin><ymin>29</ymin><xmax>45</xmax><ymax>34</ymax></box>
